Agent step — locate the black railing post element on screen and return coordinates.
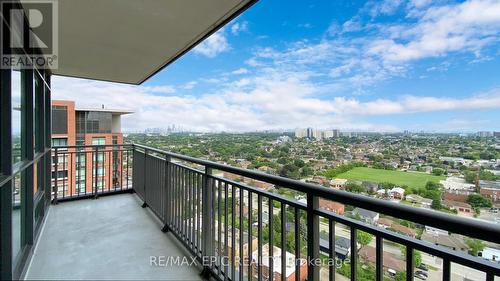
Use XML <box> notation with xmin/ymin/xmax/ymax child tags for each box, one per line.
<box><xmin>201</xmin><ymin>166</ymin><xmax>214</xmax><ymax>278</ymax></box>
<box><xmin>52</xmin><ymin>148</ymin><xmax>58</xmax><ymax>204</ymax></box>
<box><xmin>93</xmin><ymin>146</ymin><xmax>99</xmax><ymax>199</ymax></box>
<box><xmin>307</xmin><ymin>193</ymin><xmax>320</xmax><ymax>281</ymax></box>
<box><xmin>161</xmin><ymin>155</ymin><xmax>171</xmax><ymax>233</ymax></box>
<box><xmin>141</xmin><ymin>149</ymin><xmax>148</xmax><ymax>208</ymax></box>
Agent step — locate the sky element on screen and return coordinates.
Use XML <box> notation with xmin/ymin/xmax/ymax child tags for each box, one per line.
<box><xmin>50</xmin><ymin>0</ymin><xmax>500</xmax><ymax>133</ymax></box>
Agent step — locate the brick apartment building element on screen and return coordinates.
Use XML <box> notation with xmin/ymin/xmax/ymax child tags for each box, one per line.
<box><xmin>51</xmin><ymin>100</ymin><xmax>132</xmax><ymax>196</ymax></box>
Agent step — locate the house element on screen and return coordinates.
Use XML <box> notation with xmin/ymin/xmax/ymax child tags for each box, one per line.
<box><xmin>358</xmin><ymin>246</ymin><xmax>406</xmax><ymax>273</ymax></box>
<box><xmin>406</xmin><ymin>194</ymin><xmax>423</xmax><ymax>203</ymax></box>
<box><xmin>251</xmin><ymin>244</ymin><xmax>308</xmax><ymax>281</ymax></box>
<box><xmin>319</xmin><ymin>234</ymin><xmax>351</xmax><ymax>260</ymax></box>
<box><xmin>390</xmin><ymin>224</ymin><xmax>417</xmax><ymax>238</ymax></box>
<box><xmin>440</xmin><ymin>177</ymin><xmax>475</xmax><ymax>192</ymax></box>
<box><xmin>481</xmin><ymin>188</ymin><xmax>499</xmax><ymax>202</ymax></box>
<box><xmin>319</xmin><ymin>199</ymin><xmax>345</xmax><ymax>215</ymax></box>
<box><xmin>421</xmin><ymin>233</ymin><xmax>468</xmax><ymax>252</ymax></box>
<box><xmin>443</xmin><ymin>200</ymin><xmax>473</xmax><ymax>216</ymax></box>
<box><xmin>377</xmin><ymin>218</ymin><xmax>394</xmax><ymax>229</ymax></box>
<box><xmin>406</xmin><ymin>194</ymin><xmax>432</xmax><ymax>208</ymax></box>
<box><xmin>479</xmin><ymin>180</ymin><xmax>500</xmax><ymax>190</ymax></box>
<box><xmin>308</xmin><ymin>176</ymin><xmax>328</xmax><ymax>186</ymax></box>
<box><xmin>425</xmin><ymin>226</ymin><xmax>448</xmax><ymax>236</ymax></box>
<box><xmin>376</xmin><ymin>189</ymin><xmax>391</xmax><ymax>199</ymax></box>
<box><xmin>330</xmin><ymin>178</ymin><xmax>348</xmax><ymax>189</ymax></box>
<box><xmin>362</xmin><ymin>181</ymin><xmax>379</xmax><ymax>193</ymax></box>
<box><xmin>214</xmin><ymin>227</ymin><xmax>258</xmax><ymax>261</ymax></box>
<box><xmin>479</xmin><ymin>247</ymin><xmax>500</xmax><ymax>262</ymax></box>
<box><xmin>353</xmin><ymin>208</ymin><xmax>380</xmax><ymax>224</ymax></box>
<box><xmin>390</xmin><ymin>187</ymin><xmax>405</xmax><ymax>200</ymax></box>
<box><xmin>420</xmin><ymin>198</ymin><xmax>433</xmax><ymax>209</ymax></box>
<box><xmin>443</xmin><ymin>191</ymin><xmax>470</xmax><ymax>203</ymax></box>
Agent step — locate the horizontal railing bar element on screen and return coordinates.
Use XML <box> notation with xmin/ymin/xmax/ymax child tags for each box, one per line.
<box><xmin>54</xmin><ymin>189</ymin><xmax>133</xmax><ymax>202</ymax></box>
<box><xmin>169</xmin><ymin>162</ymin><xmax>204</xmax><ymax>174</ymax></box>
<box><xmin>133</xmin><ymin>143</ymin><xmax>500</xmax><ymax>244</ymax></box>
<box><xmin>53</xmin><ymin>148</ymin><xmax>133</xmax><ymax>154</ymax></box>
<box><xmin>208</xmin><ymin>174</ymin><xmax>308</xmax><ymax>210</ymax></box>
<box><xmin>52</xmin><ymin>144</ymin><xmax>133</xmax><ymax>149</ymax></box>
<box><xmin>315</xmin><ymin>208</ymin><xmax>500</xmax><ymax>275</ymax></box>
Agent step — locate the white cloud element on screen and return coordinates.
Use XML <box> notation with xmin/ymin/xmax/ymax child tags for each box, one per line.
<box><xmin>231</xmin><ymin>68</ymin><xmax>249</xmax><ymax>75</ymax></box>
<box><xmin>368</xmin><ymin>0</ymin><xmax>403</xmax><ymax>16</ymax></box>
<box><xmin>50</xmin><ymin>71</ymin><xmax>500</xmax><ymax>133</ymax></box>
<box><xmin>245</xmin><ymin>0</ymin><xmax>500</xmax><ymax>92</ymax></box>
<box><xmin>231</xmin><ymin>21</ymin><xmax>249</xmax><ymax>35</ymax></box>
<box><xmin>368</xmin><ymin>0</ymin><xmax>500</xmax><ymax>62</ymax></box>
<box><xmin>182</xmin><ymin>81</ymin><xmax>197</xmax><ymax>90</ymax></box>
<box><xmin>193</xmin><ymin>30</ymin><xmax>230</xmax><ymax>58</ymax></box>
<box><xmin>143</xmin><ymin>85</ymin><xmax>175</xmax><ymax>94</ymax></box>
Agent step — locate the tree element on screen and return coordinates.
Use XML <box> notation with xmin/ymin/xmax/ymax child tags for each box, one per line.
<box><xmin>357</xmin><ymin>231</ymin><xmax>373</xmax><ymax>249</ymax></box>
<box><xmin>293</xmin><ymin>159</ymin><xmax>305</xmax><ymax>168</ymax></box>
<box><xmin>425</xmin><ymin>181</ymin><xmax>442</xmax><ymax>190</ymax></box>
<box><xmin>464</xmin><ymin>171</ymin><xmax>477</xmax><ymax>183</ymax></box>
<box><xmin>465</xmin><ymin>238</ymin><xmax>485</xmax><ymax>256</ymax></box>
<box><xmin>431</xmin><ymin>199</ymin><xmax>442</xmax><ymax>210</ymax></box>
<box><xmin>467</xmin><ymin>194</ymin><xmax>492</xmax><ymax>209</ymax></box>
<box><xmin>432</xmin><ymin>168</ymin><xmax>445</xmax><ymax>176</ymax></box>
<box><xmin>345</xmin><ymin>182</ymin><xmax>364</xmax><ymax>193</ymax></box>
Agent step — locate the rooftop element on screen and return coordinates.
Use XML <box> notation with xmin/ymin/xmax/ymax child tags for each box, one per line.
<box><xmin>75</xmin><ymin>107</ymin><xmax>134</xmax><ymax>115</ymax></box>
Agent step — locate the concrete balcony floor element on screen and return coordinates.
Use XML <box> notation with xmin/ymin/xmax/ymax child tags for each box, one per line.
<box><xmin>25</xmin><ymin>193</ymin><xmax>203</xmax><ymax>280</ymax></box>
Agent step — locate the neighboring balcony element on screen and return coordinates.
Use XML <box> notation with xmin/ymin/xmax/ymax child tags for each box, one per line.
<box><xmin>25</xmin><ymin>144</ymin><xmax>500</xmax><ymax>280</ymax></box>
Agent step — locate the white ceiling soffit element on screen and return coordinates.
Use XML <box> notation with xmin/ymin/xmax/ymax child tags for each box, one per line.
<box><xmin>26</xmin><ymin>0</ymin><xmax>256</xmax><ymax>85</ymax></box>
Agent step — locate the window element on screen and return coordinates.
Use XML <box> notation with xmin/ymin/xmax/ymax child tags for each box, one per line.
<box><xmin>97</xmin><ymin>167</ymin><xmax>105</xmax><ymax>176</ymax></box>
<box><xmin>52</xmin><ymin>138</ymin><xmax>68</xmax><ymax>147</ymax></box>
<box><xmin>76</xmin><ymin>112</ymin><xmax>112</xmax><ymax>134</ymax></box>
<box><xmin>92</xmin><ymin>137</ymin><xmax>106</xmax><ymax>145</ymax></box>
<box><xmin>51</xmin><ymin>170</ymin><xmax>68</xmax><ymax>179</ymax></box>
<box><xmin>51</xmin><ymin>106</ymin><xmax>68</xmax><ymax>134</ymax></box>
<box><xmin>12</xmin><ymin>70</ymin><xmax>21</xmax><ymax>164</ymax></box>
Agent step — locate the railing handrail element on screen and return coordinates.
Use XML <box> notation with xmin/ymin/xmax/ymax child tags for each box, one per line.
<box><xmin>132</xmin><ymin>143</ymin><xmax>500</xmax><ymax>245</ymax></box>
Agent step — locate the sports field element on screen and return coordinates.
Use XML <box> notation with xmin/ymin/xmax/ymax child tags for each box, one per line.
<box><xmin>336</xmin><ymin>167</ymin><xmax>445</xmax><ymax>189</ymax></box>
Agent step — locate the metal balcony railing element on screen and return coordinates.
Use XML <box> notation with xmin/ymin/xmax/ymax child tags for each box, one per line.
<box><xmin>51</xmin><ymin>144</ymin><xmax>134</xmax><ymax>202</ymax></box>
<box><xmin>51</xmin><ymin>144</ymin><xmax>500</xmax><ymax>281</ymax></box>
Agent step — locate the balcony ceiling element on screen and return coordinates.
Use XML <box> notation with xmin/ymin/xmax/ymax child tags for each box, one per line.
<box><xmin>24</xmin><ymin>0</ymin><xmax>256</xmax><ymax>85</ymax></box>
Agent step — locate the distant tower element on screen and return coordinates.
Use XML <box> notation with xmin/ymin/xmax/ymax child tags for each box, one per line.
<box><xmin>306</xmin><ymin>127</ymin><xmax>314</xmax><ymax>139</ymax></box>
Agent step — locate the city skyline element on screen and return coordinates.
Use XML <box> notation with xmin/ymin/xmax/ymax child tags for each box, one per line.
<box><xmin>49</xmin><ymin>0</ymin><xmax>500</xmax><ymax>132</ymax></box>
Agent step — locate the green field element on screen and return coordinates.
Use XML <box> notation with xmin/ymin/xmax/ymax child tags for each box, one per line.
<box><xmin>336</xmin><ymin>167</ymin><xmax>445</xmax><ymax>189</ymax></box>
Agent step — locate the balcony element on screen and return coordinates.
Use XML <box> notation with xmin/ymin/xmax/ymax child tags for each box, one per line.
<box><xmin>25</xmin><ymin>193</ymin><xmax>202</xmax><ymax>280</ymax></box>
<box><xmin>23</xmin><ymin>144</ymin><xmax>500</xmax><ymax>280</ymax></box>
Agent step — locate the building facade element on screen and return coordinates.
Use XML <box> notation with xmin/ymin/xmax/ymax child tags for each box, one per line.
<box><xmin>51</xmin><ymin>100</ymin><xmax>132</xmax><ymax>197</ymax></box>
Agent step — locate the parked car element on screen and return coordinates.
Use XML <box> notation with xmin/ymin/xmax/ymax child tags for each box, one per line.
<box><xmin>414</xmin><ymin>272</ymin><xmax>427</xmax><ymax>280</ymax></box>
<box><xmin>417</xmin><ymin>263</ymin><xmax>429</xmax><ymax>271</ymax></box>
<box><xmin>388</xmin><ymin>269</ymin><xmax>397</xmax><ymax>278</ymax></box>
<box><xmin>415</xmin><ymin>270</ymin><xmax>428</xmax><ymax>277</ymax></box>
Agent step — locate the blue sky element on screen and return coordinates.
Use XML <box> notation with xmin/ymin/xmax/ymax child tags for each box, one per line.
<box><xmin>52</xmin><ymin>0</ymin><xmax>500</xmax><ymax>132</ymax></box>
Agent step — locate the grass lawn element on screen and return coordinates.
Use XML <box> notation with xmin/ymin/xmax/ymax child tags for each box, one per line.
<box><xmin>336</xmin><ymin>167</ymin><xmax>445</xmax><ymax>189</ymax></box>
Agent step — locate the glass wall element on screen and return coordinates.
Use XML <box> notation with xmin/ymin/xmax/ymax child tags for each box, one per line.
<box><xmin>76</xmin><ymin>111</ymin><xmax>112</xmax><ymax>134</ymax></box>
<box><xmin>12</xmin><ymin>70</ymin><xmax>21</xmax><ymax>164</ymax></box>
<box><xmin>0</xmin><ymin>66</ymin><xmax>52</xmax><ymax>280</ymax></box>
